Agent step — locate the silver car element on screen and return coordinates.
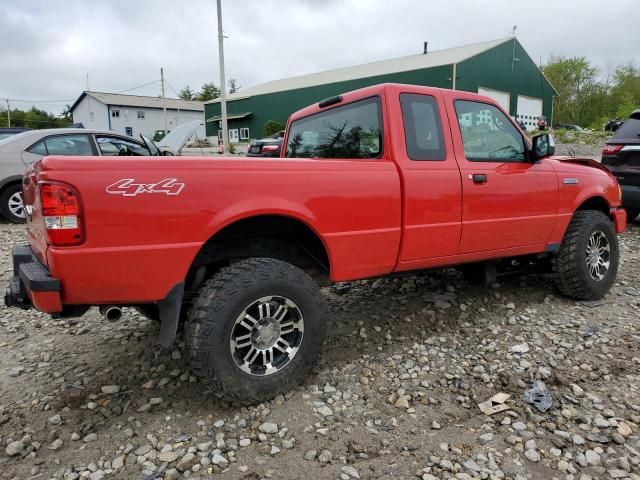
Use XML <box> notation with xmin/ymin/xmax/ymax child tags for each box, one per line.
<box><xmin>0</xmin><ymin>122</ymin><xmax>203</xmax><ymax>223</ymax></box>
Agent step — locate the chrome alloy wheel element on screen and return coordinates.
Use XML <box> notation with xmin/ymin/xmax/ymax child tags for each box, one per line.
<box><xmin>8</xmin><ymin>191</ymin><xmax>25</xmax><ymax>219</ymax></box>
<box><xmin>230</xmin><ymin>295</ymin><xmax>304</xmax><ymax>376</ymax></box>
<box><xmin>586</xmin><ymin>230</ymin><xmax>610</xmax><ymax>281</ymax></box>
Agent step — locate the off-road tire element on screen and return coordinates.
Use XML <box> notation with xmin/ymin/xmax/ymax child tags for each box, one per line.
<box><xmin>625</xmin><ymin>209</ymin><xmax>639</xmax><ymax>223</ymax></box>
<box><xmin>186</xmin><ymin>258</ymin><xmax>327</xmax><ymax>405</ymax></box>
<box><xmin>553</xmin><ymin>210</ymin><xmax>619</xmax><ymax>300</ymax></box>
<box><xmin>0</xmin><ymin>184</ymin><xmax>26</xmax><ymax>224</ymax></box>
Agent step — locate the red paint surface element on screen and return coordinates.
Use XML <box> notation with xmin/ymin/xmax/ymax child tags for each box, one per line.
<box><xmin>20</xmin><ymin>84</ymin><xmax>624</xmax><ymax>312</ymax></box>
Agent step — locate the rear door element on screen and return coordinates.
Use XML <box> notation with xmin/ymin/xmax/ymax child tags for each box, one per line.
<box><xmin>448</xmin><ymin>95</ymin><xmax>558</xmax><ymax>253</ymax></box>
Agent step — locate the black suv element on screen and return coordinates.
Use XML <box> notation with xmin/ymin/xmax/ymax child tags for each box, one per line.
<box><xmin>602</xmin><ymin>110</ymin><xmax>640</xmax><ymax>222</ymax></box>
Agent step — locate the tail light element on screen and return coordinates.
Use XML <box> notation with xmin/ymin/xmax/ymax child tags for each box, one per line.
<box><xmin>40</xmin><ymin>183</ymin><xmax>84</xmax><ymax>246</ymax></box>
<box><xmin>602</xmin><ymin>144</ymin><xmax>623</xmax><ymax>156</ymax></box>
<box><xmin>261</xmin><ymin>144</ymin><xmax>279</xmax><ymax>153</ymax></box>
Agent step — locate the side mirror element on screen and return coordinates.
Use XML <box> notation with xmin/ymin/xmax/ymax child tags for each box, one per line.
<box><xmin>531</xmin><ymin>133</ymin><xmax>555</xmax><ymax>161</ymax></box>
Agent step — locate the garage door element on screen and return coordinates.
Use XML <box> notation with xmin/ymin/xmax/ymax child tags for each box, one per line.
<box><xmin>478</xmin><ymin>87</ymin><xmax>510</xmax><ymax>113</ymax></box>
<box><xmin>517</xmin><ymin>95</ymin><xmax>543</xmax><ymax>131</ymax></box>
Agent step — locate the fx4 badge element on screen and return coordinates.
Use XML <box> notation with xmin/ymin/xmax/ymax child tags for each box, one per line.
<box><xmin>106</xmin><ymin>178</ymin><xmax>185</xmax><ymax>197</ymax></box>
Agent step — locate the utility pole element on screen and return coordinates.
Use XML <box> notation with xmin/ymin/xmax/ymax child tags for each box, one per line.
<box><xmin>160</xmin><ymin>67</ymin><xmax>168</xmax><ymax>136</ymax></box>
<box><xmin>217</xmin><ymin>0</ymin><xmax>229</xmax><ymax>154</ymax></box>
<box><xmin>6</xmin><ymin>99</ymin><xmax>10</xmax><ymax>127</ymax></box>
<box><xmin>86</xmin><ymin>73</ymin><xmax>93</xmax><ymax>122</ymax></box>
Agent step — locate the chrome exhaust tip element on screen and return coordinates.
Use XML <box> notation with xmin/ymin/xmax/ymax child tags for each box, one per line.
<box><xmin>99</xmin><ymin>305</ymin><xmax>123</xmax><ymax>322</ymax></box>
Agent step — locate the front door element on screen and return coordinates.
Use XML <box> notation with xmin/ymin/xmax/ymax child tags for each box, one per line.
<box><xmin>229</xmin><ymin>129</ymin><xmax>239</xmax><ymax>144</ymax></box>
<box><xmin>450</xmin><ymin>98</ymin><xmax>558</xmax><ymax>253</ymax></box>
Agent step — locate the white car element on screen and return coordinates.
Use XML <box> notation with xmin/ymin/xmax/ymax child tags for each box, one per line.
<box><xmin>0</xmin><ymin>121</ymin><xmax>203</xmax><ymax>223</ymax></box>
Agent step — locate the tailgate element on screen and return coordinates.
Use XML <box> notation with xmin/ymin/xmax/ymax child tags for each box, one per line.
<box><xmin>22</xmin><ymin>161</ymin><xmax>49</xmax><ymax>266</ymax></box>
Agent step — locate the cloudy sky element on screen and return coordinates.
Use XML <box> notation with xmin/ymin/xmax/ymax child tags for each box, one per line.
<box><xmin>1</xmin><ymin>0</ymin><xmax>638</xmax><ymax>115</ymax></box>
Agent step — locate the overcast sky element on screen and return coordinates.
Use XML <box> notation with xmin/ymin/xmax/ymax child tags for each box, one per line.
<box><xmin>1</xmin><ymin>0</ymin><xmax>638</xmax><ymax>115</ymax></box>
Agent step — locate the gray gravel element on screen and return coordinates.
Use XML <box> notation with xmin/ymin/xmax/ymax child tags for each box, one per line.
<box><xmin>0</xmin><ymin>220</ymin><xmax>639</xmax><ymax>480</ymax></box>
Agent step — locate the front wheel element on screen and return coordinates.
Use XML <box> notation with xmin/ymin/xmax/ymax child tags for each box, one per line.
<box><xmin>0</xmin><ymin>184</ymin><xmax>26</xmax><ymax>224</ymax></box>
<box><xmin>186</xmin><ymin>258</ymin><xmax>327</xmax><ymax>405</ymax></box>
<box><xmin>554</xmin><ymin>210</ymin><xmax>619</xmax><ymax>300</ymax></box>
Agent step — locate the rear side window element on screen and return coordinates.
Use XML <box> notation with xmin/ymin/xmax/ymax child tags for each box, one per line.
<box><xmin>612</xmin><ymin>118</ymin><xmax>640</xmax><ymax>141</ymax></box>
<box><xmin>33</xmin><ymin>135</ymin><xmax>94</xmax><ymax>156</ymax></box>
<box><xmin>285</xmin><ymin>97</ymin><xmax>382</xmax><ymax>159</ymax></box>
<box><xmin>400</xmin><ymin>93</ymin><xmax>445</xmax><ymax>160</ymax></box>
<box><xmin>455</xmin><ymin>100</ymin><xmax>525</xmax><ymax>162</ymax></box>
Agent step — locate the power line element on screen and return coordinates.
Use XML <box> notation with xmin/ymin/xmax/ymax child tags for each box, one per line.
<box><xmin>2</xmin><ymin>79</ymin><xmax>163</xmax><ymax>105</ymax></box>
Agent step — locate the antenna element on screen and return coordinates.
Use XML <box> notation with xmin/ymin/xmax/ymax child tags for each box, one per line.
<box><xmin>511</xmin><ymin>25</ymin><xmax>517</xmax><ymax>37</ymax></box>
<box><xmin>423</xmin><ymin>41</ymin><xmax>428</xmax><ymax>54</ymax></box>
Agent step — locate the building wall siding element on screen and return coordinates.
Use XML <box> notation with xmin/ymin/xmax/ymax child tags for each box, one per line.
<box><xmin>72</xmin><ymin>96</ymin><xmax>203</xmax><ymax>138</ymax></box>
<box><xmin>456</xmin><ymin>38</ymin><xmax>556</xmax><ymax>121</ymax></box>
<box><xmin>205</xmin><ymin>65</ymin><xmax>454</xmax><ymax>139</ymax></box>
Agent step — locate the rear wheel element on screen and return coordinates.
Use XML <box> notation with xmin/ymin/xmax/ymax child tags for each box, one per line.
<box><xmin>625</xmin><ymin>209</ymin><xmax>639</xmax><ymax>223</ymax></box>
<box><xmin>0</xmin><ymin>184</ymin><xmax>26</xmax><ymax>224</ymax></box>
<box><xmin>186</xmin><ymin>258</ymin><xmax>326</xmax><ymax>405</ymax></box>
<box><xmin>554</xmin><ymin>210</ymin><xmax>619</xmax><ymax>300</ymax></box>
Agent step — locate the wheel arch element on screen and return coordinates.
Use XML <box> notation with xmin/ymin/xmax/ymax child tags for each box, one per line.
<box><xmin>0</xmin><ymin>176</ymin><xmax>23</xmax><ymax>195</ymax></box>
<box><xmin>575</xmin><ymin>195</ymin><xmax>611</xmax><ymax>217</ymax></box>
<box><xmin>184</xmin><ymin>213</ymin><xmax>332</xmax><ymax>293</ymax></box>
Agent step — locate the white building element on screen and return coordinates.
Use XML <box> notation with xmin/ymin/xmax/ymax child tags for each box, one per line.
<box><xmin>69</xmin><ymin>91</ymin><xmax>204</xmax><ymax>139</ymax></box>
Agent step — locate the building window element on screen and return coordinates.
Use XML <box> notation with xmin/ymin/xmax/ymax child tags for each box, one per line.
<box><xmin>240</xmin><ymin>127</ymin><xmax>250</xmax><ymax>140</ymax></box>
<box><xmin>137</xmin><ymin>111</ymin><xmax>145</xmax><ymax>119</ymax></box>
<box><xmin>89</xmin><ymin>112</ymin><xmax>94</xmax><ymax>121</ymax></box>
<box><xmin>111</xmin><ymin>109</ymin><xmax>120</xmax><ymax>118</ymax></box>
<box><xmin>125</xmin><ymin>127</ymin><xmax>133</xmax><ymax>136</ymax></box>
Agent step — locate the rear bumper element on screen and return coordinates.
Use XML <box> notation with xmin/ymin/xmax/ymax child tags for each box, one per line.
<box><xmin>5</xmin><ymin>245</ymin><xmax>62</xmax><ymax>313</ymax></box>
<box><xmin>611</xmin><ymin>207</ymin><xmax>627</xmax><ymax>234</ymax></box>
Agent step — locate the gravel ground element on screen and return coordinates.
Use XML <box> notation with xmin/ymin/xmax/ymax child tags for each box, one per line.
<box><xmin>1</xmin><ymin>220</ymin><xmax>639</xmax><ymax>480</ymax></box>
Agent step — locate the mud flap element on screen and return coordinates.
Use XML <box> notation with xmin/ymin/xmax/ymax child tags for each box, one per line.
<box><xmin>157</xmin><ymin>283</ymin><xmax>184</xmax><ymax>348</ymax></box>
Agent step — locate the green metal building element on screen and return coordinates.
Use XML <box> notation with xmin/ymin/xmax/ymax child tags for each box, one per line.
<box><xmin>205</xmin><ymin>37</ymin><xmax>557</xmax><ymax>142</ymax></box>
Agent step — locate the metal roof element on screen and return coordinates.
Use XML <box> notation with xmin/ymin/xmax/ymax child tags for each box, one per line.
<box><xmin>206</xmin><ymin>112</ymin><xmax>252</xmax><ymax>123</ymax></box>
<box><xmin>70</xmin><ymin>91</ymin><xmax>204</xmax><ymax>112</ymax></box>
<box><xmin>206</xmin><ymin>37</ymin><xmax>513</xmax><ymax>104</ymax></box>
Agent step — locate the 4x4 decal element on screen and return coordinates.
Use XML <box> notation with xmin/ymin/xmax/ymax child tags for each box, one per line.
<box><xmin>106</xmin><ymin>178</ymin><xmax>185</xmax><ymax>197</ymax></box>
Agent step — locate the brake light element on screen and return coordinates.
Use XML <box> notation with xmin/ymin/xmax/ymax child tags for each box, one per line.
<box><xmin>40</xmin><ymin>183</ymin><xmax>84</xmax><ymax>246</ymax></box>
<box><xmin>602</xmin><ymin>144</ymin><xmax>623</xmax><ymax>155</ymax></box>
<box><xmin>262</xmin><ymin>144</ymin><xmax>279</xmax><ymax>152</ymax></box>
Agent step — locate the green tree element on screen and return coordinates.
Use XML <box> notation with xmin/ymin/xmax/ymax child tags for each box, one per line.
<box><xmin>263</xmin><ymin>120</ymin><xmax>285</xmax><ymax>137</ymax></box>
<box><xmin>542</xmin><ymin>56</ymin><xmax>599</xmax><ymax>126</ymax></box>
<box><xmin>0</xmin><ymin>106</ymin><xmax>70</xmax><ymax>129</ymax></box>
<box><xmin>195</xmin><ymin>82</ymin><xmax>220</xmax><ymax>102</ymax></box>
<box><xmin>178</xmin><ymin>85</ymin><xmax>196</xmax><ymax>101</ymax></box>
<box><xmin>228</xmin><ymin>78</ymin><xmax>240</xmax><ymax>94</ymax></box>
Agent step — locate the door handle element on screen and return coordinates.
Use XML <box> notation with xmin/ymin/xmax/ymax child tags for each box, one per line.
<box><xmin>472</xmin><ymin>174</ymin><xmax>488</xmax><ymax>184</ymax></box>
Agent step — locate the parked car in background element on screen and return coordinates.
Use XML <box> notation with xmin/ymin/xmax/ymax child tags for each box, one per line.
<box><xmin>604</xmin><ymin>119</ymin><xmax>624</xmax><ymax>132</ymax></box>
<box><xmin>556</xmin><ymin>124</ymin><xmax>584</xmax><ymax>131</ymax></box>
<box><xmin>602</xmin><ymin>109</ymin><xmax>640</xmax><ymax>222</ymax></box>
<box><xmin>247</xmin><ymin>130</ymin><xmax>285</xmax><ymax>157</ymax></box>
<box><xmin>0</xmin><ymin>125</ymin><xmax>201</xmax><ymax>223</ymax></box>
<box><xmin>0</xmin><ymin>127</ymin><xmax>32</xmax><ymax>141</ymax></box>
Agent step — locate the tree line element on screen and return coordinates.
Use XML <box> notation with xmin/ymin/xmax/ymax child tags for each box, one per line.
<box><xmin>0</xmin><ymin>106</ymin><xmax>71</xmax><ymax>129</ymax></box>
<box><xmin>178</xmin><ymin>79</ymin><xmax>240</xmax><ymax>102</ymax></box>
<box><xmin>542</xmin><ymin>56</ymin><xmax>639</xmax><ymax>129</ymax></box>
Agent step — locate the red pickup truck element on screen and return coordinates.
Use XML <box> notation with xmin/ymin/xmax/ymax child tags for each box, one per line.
<box><xmin>6</xmin><ymin>83</ymin><xmax>626</xmax><ymax>404</ymax></box>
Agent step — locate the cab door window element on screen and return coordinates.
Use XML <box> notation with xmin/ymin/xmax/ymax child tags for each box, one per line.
<box><xmin>455</xmin><ymin>100</ymin><xmax>525</xmax><ymax>162</ymax></box>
